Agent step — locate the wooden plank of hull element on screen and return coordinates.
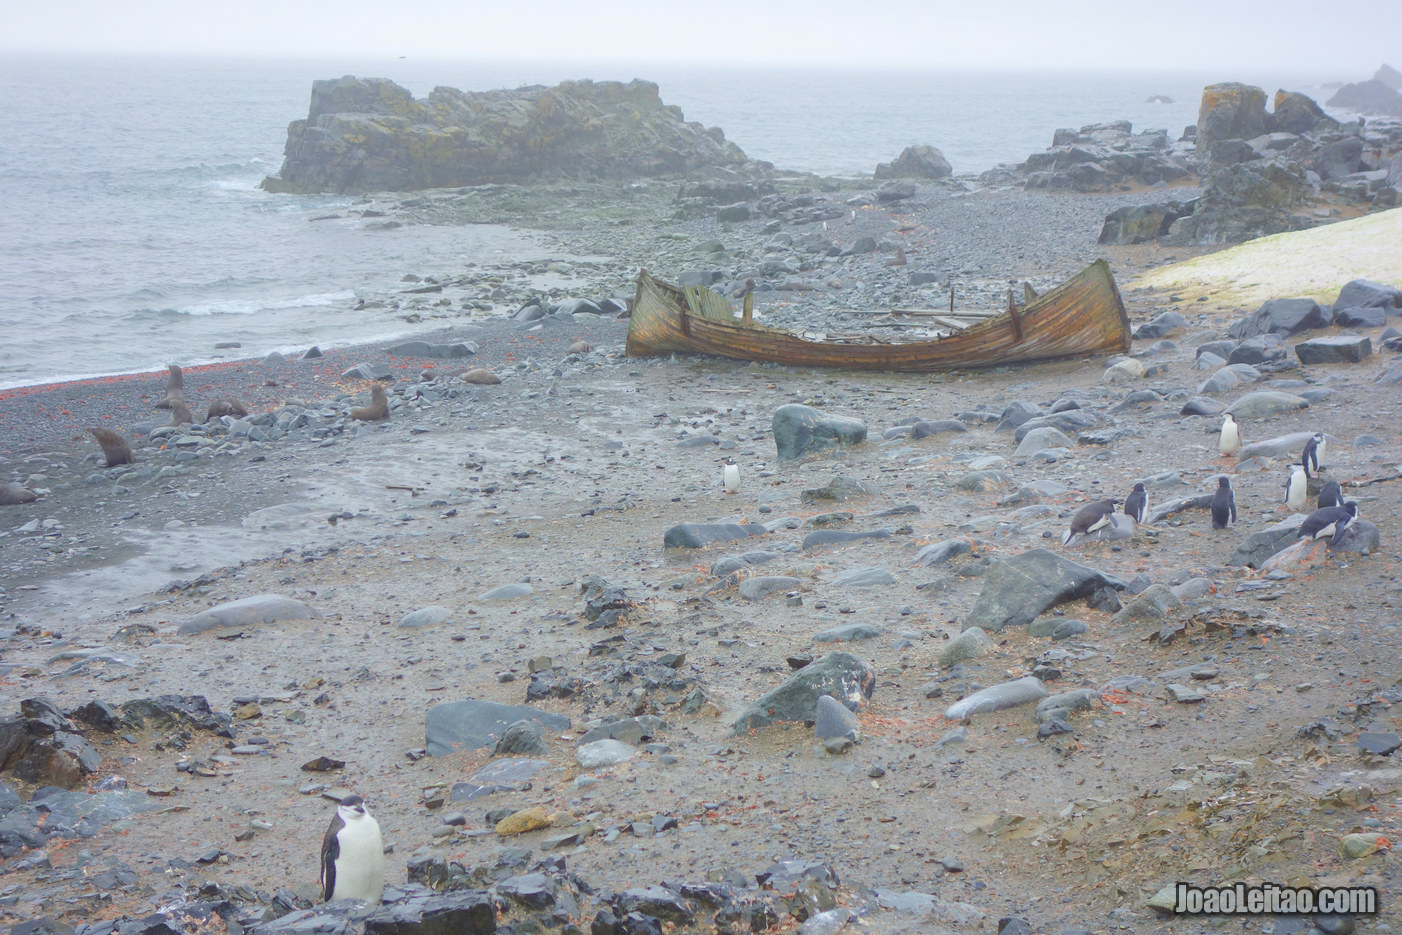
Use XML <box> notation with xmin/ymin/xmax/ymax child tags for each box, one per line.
<box><xmin>625</xmin><ymin>260</ymin><xmax>1131</xmax><ymax>373</ymax></box>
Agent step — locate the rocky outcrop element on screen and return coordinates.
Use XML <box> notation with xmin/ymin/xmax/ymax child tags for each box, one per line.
<box><xmin>874</xmin><ymin>145</ymin><xmax>953</xmax><ymax>180</ymax></box>
<box><xmin>999</xmin><ymin>120</ymin><xmax>1195</xmax><ymax>192</ymax></box>
<box><xmin>262</xmin><ymin>76</ymin><xmax>758</xmax><ymax>194</ymax></box>
<box><xmin>1327</xmin><ymin>79</ymin><xmax>1402</xmax><ymax>117</ymax></box>
<box><xmin>1097</xmin><ymin>200</ymin><xmax>1196</xmax><ymax>244</ymax></box>
<box><xmin>1197</xmin><ymin>83</ymin><xmax>1268</xmax><ymax>152</ymax></box>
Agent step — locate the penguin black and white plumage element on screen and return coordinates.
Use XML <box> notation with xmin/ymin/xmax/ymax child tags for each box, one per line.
<box><xmin>1062</xmin><ymin>498</ymin><xmax>1119</xmax><ymax>545</ymax></box>
<box><xmin>1317</xmin><ymin>479</ymin><xmax>1344</xmax><ymax>509</ymax></box>
<box><xmin>722</xmin><ymin>457</ymin><xmax>740</xmax><ymax>494</ymax></box>
<box><xmin>1301</xmin><ymin>432</ymin><xmax>1326</xmax><ymax>477</ymax></box>
<box><xmin>1298</xmin><ymin>500</ymin><xmax>1358</xmax><ymax>545</ymax></box>
<box><xmin>321</xmin><ymin>794</ymin><xmax>385</xmax><ymax>904</ymax></box>
<box><xmin>1210</xmin><ymin>476</ymin><xmax>1236</xmax><ymax>529</ymax></box>
<box><xmin>1219</xmin><ymin>414</ymin><xmax>1241</xmax><ymax>457</ymax></box>
<box><xmin>1124</xmin><ymin>482</ymin><xmax>1148</xmax><ymax>525</ymax></box>
<box><xmin>1283</xmin><ymin>465</ymin><xmax>1308</xmax><ymax>513</ymax></box>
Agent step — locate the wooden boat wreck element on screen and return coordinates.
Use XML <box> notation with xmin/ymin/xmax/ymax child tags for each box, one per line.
<box><xmin>625</xmin><ymin>259</ymin><xmax>1131</xmax><ymax>372</ymax></box>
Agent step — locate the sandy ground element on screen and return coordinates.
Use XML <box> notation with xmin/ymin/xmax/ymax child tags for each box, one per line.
<box><xmin>1</xmin><ymin>185</ymin><xmax>1401</xmax><ymax>934</ymax></box>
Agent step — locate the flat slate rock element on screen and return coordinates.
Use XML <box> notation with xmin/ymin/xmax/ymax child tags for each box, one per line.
<box><xmin>963</xmin><ymin>549</ymin><xmax>1125</xmax><ymax>632</ymax></box>
<box><xmin>829</xmin><ymin>566</ymin><xmax>896</xmax><ymax>587</ymax></box>
<box><xmin>576</xmin><ymin>738</ymin><xmax>636</xmax><ymax>769</ymax></box>
<box><xmin>913</xmin><ymin>539</ymin><xmax>972</xmax><ymax>567</ymax></box>
<box><xmin>801</xmin><ymin>476</ymin><xmax>877</xmax><ymax>503</ymax></box>
<box><xmin>450</xmin><ymin>757</ymin><xmax>550</xmax><ymax>801</ymax></box>
<box><xmin>711</xmin><ymin>550</ymin><xmax>780</xmax><ymax>576</ymax></box>
<box><xmin>803</xmin><ymin>528</ymin><xmax>893</xmax><ymax>549</ymax></box>
<box><xmin>578</xmin><ymin>715</ymin><xmax>668</xmax><ymax>746</ymax></box>
<box><xmin>426</xmin><ymin>700</ymin><xmax>571</xmax><ymax>757</ymax></box>
<box><xmin>1295</xmin><ymin>335</ymin><xmax>1372</xmax><ymax>364</ymax></box>
<box><xmin>738</xmin><ymin>576</ymin><xmax>801</xmax><ymax>600</ymax></box>
<box><xmin>1227</xmin><ymin>514</ymin><xmax>1307</xmax><ymax>568</ymax></box>
<box><xmin>663</xmin><ymin>522</ymin><xmax>766</xmax><ymax>549</ymax></box>
<box><xmin>731</xmin><ymin>652</ymin><xmax>875</xmax><ymax>734</ymax></box>
<box><xmin>813</xmin><ymin>623</ymin><xmax>883</xmax><ymax>642</ymax></box>
<box><xmin>179</xmin><ymin>594</ymin><xmax>320</xmax><ymax>635</ymax></box>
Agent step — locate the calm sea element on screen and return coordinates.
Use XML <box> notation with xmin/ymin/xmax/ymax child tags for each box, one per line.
<box><xmin>0</xmin><ymin>55</ymin><xmax>1342</xmax><ymax>389</ymax></box>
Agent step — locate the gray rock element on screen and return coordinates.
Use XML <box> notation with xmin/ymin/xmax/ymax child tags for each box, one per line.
<box><xmin>1333</xmin><ymin>278</ymin><xmax>1401</xmax><ymax>312</ymax></box>
<box><xmin>874</xmin><ymin>144</ymin><xmax>952</xmax><ymax>180</ymax></box>
<box><xmin>814</xmin><ymin>623</ymin><xmax>882</xmax><ymax>642</ymax></box>
<box><xmin>1180</xmin><ymin>395</ymin><xmax>1226</xmax><ymax>416</ymax></box>
<box><xmin>1133</xmin><ymin>310</ymin><xmax>1188</xmax><ymax>339</ymax></box>
<box><xmin>1225</xmin><ymin>390</ymin><xmax>1308</xmax><ymax>419</ymax></box>
<box><xmin>478</xmin><ymin>582</ymin><xmax>533</xmax><ymax>600</ymax></box>
<box><xmin>830</xmin><ymin>566</ymin><xmax>896</xmax><ymax>587</ymax></box>
<box><xmin>1014</xmin><ymin>426</ymin><xmax>1073</xmax><ymax>456</ymax></box>
<box><xmin>711</xmin><ymin>550</ymin><xmax>781</xmax><ymax>576</ymax></box>
<box><xmin>1111</xmin><ymin>583</ymin><xmax>1182</xmax><ymax>625</ymax></box>
<box><xmin>576</xmin><ymin>739</ymin><xmax>636</xmax><ymax>768</ymax></box>
<box><xmin>963</xmin><ymin>549</ymin><xmax>1125</xmax><ymax>631</ymax></box>
<box><xmin>1335</xmin><ymin>306</ymin><xmax>1388</xmax><ymax>328</ymax></box>
<box><xmin>450</xmin><ymin>757</ymin><xmax>552</xmax><ymax>802</ymax></box>
<box><xmin>813</xmin><ymin>694</ymin><xmax>861</xmax><ymax>742</ymax></box>
<box><xmin>911</xmin><ymin>419</ymin><xmax>967</xmax><ymax>439</ymax></box>
<box><xmin>1014</xmin><ymin>410</ymin><xmax>1100</xmax><ymax>440</ymax></box>
<box><xmin>803</xmin><ymin>528</ymin><xmax>892</xmax><ymax>549</ymax></box>
<box><xmin>1197</xmin><ymin>369</ymin><xmax>1242</xmax><ymax>394</ymax></box>
<box><xmin>1074</xmin><ymin>512</ymin><xmax>1136</xmax><ymax>543</ymax></box>
<box><xmin>739</xmin><ymin>576</ymin><xmax>802</xmax><ymax>600</ymax></box>
<box><xmin>493</xmin><ymin>720</ymin><xmax>549</xmax><ymax>756</ymax></box>
<box><xmin>1295</xmin><ymin>335</ymin><xmax>1372</xmax><ymax>365</ymax></box>
<box><xmin>663</xmin><ymin>522</ymin><xmax>765</xmax><ymax>549</ymax></box>
<box><xmin>913</xmin><ymin>539</ymin><xmax>971</xmax><ymax>566</ymax></box>
<box><xmin>939</xmin><ymin>627</ymin><xmax>992</xmax><ymax>666</ymax></box>
<box><xmin>398</xmin><ymin>605</ymin><xmax>452</xmax><ymax>628</ymax></box>
<box><xmin>1171</xmin><ymin>577</ymin><xmax>1213</xmax><ymax>601</ymax></box>
<box><xmin>425</xmin><ymin>700</ymin><xmax>570</xmax><ymax>757</ymax></box>
<box><xmin>772</xmin><ymin>404</ymin><xmax>867</xmax><ymax>460</ymax></box>
<box><xmin>954</xmin><ymin>470</ymin><xmax>1010</xmax><ymax>492</ymax></box>
<box><xmin>578</xmin><ymin>715</ymin><xmax>668</xmax><ymax>746</ymax></box>
<box><xmin>945</xmin><ymin>677</ymin><xmax>1049</xmax><ymax>721</ymax></box>
<box><xmin>1192</xmin><ymin>352</ymin><xmax>1226</xmax><ymax>370</ymax></box>
<box><xmin>1227</xmin><ymin>513</ymin><xmax>1306</xmax><ymax>568</ymax></box>
<box><xmin>994</xmin><ymin>400</ymin><xmax>1042</xmax><ymax>431</ymax></box>
<box><xmin>1228</xmin><ymin>298</ymin><xmax>1333</xmax><ymax>338</ymax></box>
<box><xmin>340</xmin><ymin>361</ymin><xmax>393</xmax><ymax>380</ymax></box>
<box><xmin>731</xmin><ymin>652</ymin><xmax>875</xmax><ymax>734</ymax></box>
<box><xmin>178</xmin><ymin>594</ymin><xmax>320</xmax><ymax>635</ymax></box>
<box><xmin>1034</xmin><ymin>688</ymin><xmax>1101</xmax><ymax>724</ymax></box>
<box><xmin>1331</xmin><ymin>518</ymin><xmax>1381</xmax><ymax>553</ymax></box>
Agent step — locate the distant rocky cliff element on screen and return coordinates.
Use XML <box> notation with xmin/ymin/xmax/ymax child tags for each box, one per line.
<box><xmin>261</xmin><ymin>76</ymin><xmax>760</xmax><ymax>194</ymax></box>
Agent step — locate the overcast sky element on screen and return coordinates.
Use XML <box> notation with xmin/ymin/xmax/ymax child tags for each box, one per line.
<box><xmin>7</xmin><ymin>0</ymin><xmax>1401</xmax><ymax>74</ymax></box>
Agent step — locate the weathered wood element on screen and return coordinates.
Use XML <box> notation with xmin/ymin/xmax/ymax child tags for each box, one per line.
<box><xmin>625</xmin><ymin>260</ymin><xmax>1131</xmax><ymax>373</ymax></box>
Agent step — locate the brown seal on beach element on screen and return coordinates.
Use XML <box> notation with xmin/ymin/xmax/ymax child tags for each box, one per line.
<box><xmin>0</xmin><ymin>484</ymin><xmax>38</xmax><ymax>506</ymax></box>
<box><xmin>458</xmin><ymin>368</ymin><xmax>501</xmax><ymax>385</ymax></box>
<box><xmin>205</xmin><ymin>398</ymin><xmax>249</xmax><ymax>421</ymax></box>
<box><xmin>350</xmin><ymin>383</ymin><xmax>389</xmax><ymax>421</ymax></box>
<box><xmin>169</xmin><ymin>401</ymin><xmax>194</xmax><ymax>426</ymax></box>
<box><xmin>89</xmin><ymin>427</ymin><xmax>135</xmax><ymax>466</ymax></box>
<box><xmin>884</xmin><ymin>247</ymin><xmax>907</xmax><ymax>268</ymax></box>
<box><xmin>154</xmin><ymin>364</ymin><xmax>185</xmax><ymax>410</ymax></box>
<box><xmin>567</xmin><ymin>340</ymin><xmax>594</xmax><ymax>355</ymax></box>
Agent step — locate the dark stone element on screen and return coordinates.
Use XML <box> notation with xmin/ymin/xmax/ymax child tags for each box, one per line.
<box><xmin>120</xmin><ymin>695</ymin><xmax>235</xmax><ymax>737</ymax></box>
<box><xmin>802</xmin><ymin>528</ymin><xmax>893</xmax><ymax>549</ymax></box>
<box><xmin>361</xmin><ymin>891</ymin><xmax>498</xmax><ymax>934</ymax></box>
<box><xmin>1228</xmin><ymin>337</ymin><xmax>1286</xmax><ymax>365</ymax></box>
<box><xmin>731</xmin><ymin>652</ymin><xmax>875</xmax><ymax>734</ymax></box>
<box><xmin>1314</xmin><ymin>137</ymin><xmax>1365</xmax><ymax>181</ymax></box>
<box><xmin>662</xmin><ymin>523</ymin><xmax>766</xmax><ymax>549</ymax></box>
<box><xmin>493</xmin><ymin>719</ymin><xmax>548</xmax><ymax>757</ymax></box>
<box><xmin>1268</xmin><ymin>90</ymin><xmax>1338</xmax><ymax>135</ymax></box>
<box><xmin>1132</xmin><ymin>310</ymin><xmax>1188</xmax><ymax>339</ymax></box>
<box><xmin>911</xmin><ymin>419</ymin><xmax>967</xmax><ymax>439</ymax></box>
<box><xmin>874</xmin><ymin>145</ymin><xmax>952</xmax><ymax>180</ymax></box>
<box><xmin>1333</xmin><ymin>279</ymin><xmax>1401</xmax><ymax>312</ymax></box>
<box><xmin>425</xmin><ymin>700</ymin><xmax>570</xmax><ymax>757</ymax></box>
<box><xmin>1334</xmin><ymin>307</ymin><xmax>1387</xmax><ymax>328</ymax></box>
<box><xmin>1358</xmin><ymin>732</ymin><xmax>1402</xmax><ymax>756</ymax></box>
<box><xmin>1228</xmin><ymin>298</ymin><xmax>1332</xmax><ymax>338</ymax></box>
<box><xmin>1295</xmin><ymin>336</ymin><xmax>1372</xmax><ymax>365</ymax></box>
<box><xmin>963</xmin><ymin>549</ymin><xmax>1126</xmax><ymax>632</ymax></box>
<box><xmin>578</xmin><ymin>716</ymin><xmax>668</xmax><ymax>746</ymax></box>
<box><xmin>771</xmin><ymin>404</ymin><xmax>867</xmax><ymax>461</ymax></box>
<box><xmin>800</xmin><ymin>477</ymin><xmax>877</xmax><ymax>503</ymax></box>
<box><xmin>450</xmin><ymin>757</ymin><xmax>550</xmax><ymax>801</ymax></box>
<box><xmin>1326</xmin><ymin>79</ymin><xmax>1402</xmax><ymax>117</ymax></box>
<box><xmin>68</xmin><ymin>700</ymin><xmax>123</xmax><ymax>732</ymax></box>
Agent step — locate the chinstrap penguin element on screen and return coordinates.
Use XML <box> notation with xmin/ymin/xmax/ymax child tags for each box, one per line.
<box><xmin>1283</xmin><ymin>466</ymin><xmax>1308</xmax><ymax>512</ymax></box>
<box><xmin>1063</xmin><ymin>498</ymin><xmax>1119</xmax><ymax>545</ymax></box>
<box><xmin>1210</xmin><ymin>477</ymin><xmax>1236</xmax><ymax>529</ymax></box>
<box><xmin>1124</xmin><ymin>482</ymin><xmax>1148</xmax><ymax>525</ymax></box>
<box><xmin>1298</xmin><ymin>501</ymin><xmax>1358</xmax><ymax>545</ymax></box>
<box><xmin>321</xmin><ymin>794</ymin><xmax>385</xmax><ymax>904</ymax></box>
<box><xmin>1301</xmin><ymin>432</ymin><xmax>1326</xmax><ymax>477</ymax></box>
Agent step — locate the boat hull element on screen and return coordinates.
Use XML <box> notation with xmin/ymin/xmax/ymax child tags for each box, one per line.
<box><xmin>625</xmin><ymin>260</ymin><xmax>1131</xmax><ymax>372</ymax></box>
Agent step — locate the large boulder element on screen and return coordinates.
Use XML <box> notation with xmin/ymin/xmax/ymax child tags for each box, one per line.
<box><xmin>772</xmin><ymin>405</ymin><xmax>867</xmax><ymax>461</ymax></box>
<box><xmin>1228</xmin><ymin>298</ymin><xmax>1332</xmax><ymax>338</ymax></box>
<box><xmin>874</xmin><ymin>145</ymin><xmax>953</xmax><ymax>180</ymax></box>
<box><xmin>1097</xmin><ymin>202</ymin><xmax>1194</xmax><ymax>245</ymax></box>
<box><xmin>1333</xmin><ymin>279</ymin><xmax>1401</xmax><ymax>313</ymax></box>
<box><xmin>1326</xmin><ymin>79</ymin><xmax>1402</xmax><ymax>117</ymax></box>
<box><xmin>1268</xmin><ymin>90</ymin><xmax>1339</xmax><ymax>135</ymax></box>
<box><xmin>1314</xmin><ymin>137</ymin><xmax>1365</xmax><ymax>181</ymax></box>
<box><xmin>1295</xmin><ymin>336</ymin><xmax>1372</xmax><ymax>365</ymax></box>
<box><xmin>1166</xmin><ymin>159</ymin><xmax>1307</xmax><ymax>245</ymax></box>
<box><xmin>962</xmin><ymin>549</ymin><xmax>1125</xmax><ymax>632</ymax></box>
<box><xmin>1196</xmin><ymin>83</ymin><xmax>1268</xmax><ymax>153</ymax></box>
<box><xmin>262</xmin><ymin>76</ymin><xmax>754</xmax><ymax>194</ymax></box>
<box><xmin>1228</xmin><ymin>514</ymin><xmax>1306</xmax><ymax>568</ymax></box>
<box><xmin>731</xmin><ymin>652</ymin><xmax>875</xmax><ymax>734</ymax></box>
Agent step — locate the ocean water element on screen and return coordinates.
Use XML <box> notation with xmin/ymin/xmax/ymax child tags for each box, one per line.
<box><xmin>0</xmin><ymin>54</ymin><xmax>1343</xmax><ymax>390</ymax></box>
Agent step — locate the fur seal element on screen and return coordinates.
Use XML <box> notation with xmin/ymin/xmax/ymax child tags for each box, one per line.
<box><xmin>350</xmin><ymin>383</ymin><xmax>389</xmax><ymax>421</ymax></box>
<box><xmin>458</xmin><ymin>368</ymin><xmax>501</xmax><ymax>385</ymax></box>
<box><xmin>884</xmin><ymin>247</ymin><xmax>907</xmax><ymax>268</ymax></box>
<box><xmin>204</xmin><ymin>398</ymin><xmax>249</xmax><ymax>421</ymax></box>
<box><xmin>567</xmin><ymin>340</ymin><xmax>594</xmax><ymax>355</ymax></box>
<box><xmin>154</xmin><ymin>364</ymin><xmax>185</xmax><ymax>410</ymax></box>
<box><xmin>0</xmin><ymin>484</ymin><xmax>38</xmax><ymax>506</ymax></box>
<box><xmin>90</xmin><ymin>427</ymin><xmax>135</xmax><ymax>466</ymax></box>
<box><xmin>169</xmin><ymin>401</ymin><xmax>193</xmax><ymax>426</ymax></box>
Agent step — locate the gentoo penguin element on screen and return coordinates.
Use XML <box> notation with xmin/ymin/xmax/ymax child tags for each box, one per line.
<box><xmin>1317</xmin><ymin>479</ymin><xmax>1344</xmax><ymax>509</ymax></box>
<box><xmin>1210</xmin><ymin>476</ymin><xmax>1236</xmax><ymax>529</ymax></box>
<box><xmin>321</xmin><ymin>794</ymin><xmax>384</xmax><ymax>904</ymax></box>
<box><xmin>1298</xmin><ymin>501</ymin><xmax>1358</xmax><ymax>545</ymax></box>
<box><xmin>1219</xmin><ymin>414</ymin><xmax>1241</xmax><ymax>457</ymax></box>
<box><xmin>1301</xmin><ymin>432</ymin><xmax>1326</xmax><ymax>477</ymax></box>
<box><xmin>1062</xmin><ymin>498</ymin><xmax>1119</xmax><ymax>545</ymax></box>
<box><xmin>722</xmin><ymin>457</ymin><xmax>740</xmax><ymax>494</ymax></box>
<box><xmin>1124</xmin><ymin>482</ymin><xmax>1148</xmax><ymax>525</ymax></box>
<box><xmin>1283</xmin><ymin>465</ymin><xmax>1308</xmax><ymax>512</ymax></box>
